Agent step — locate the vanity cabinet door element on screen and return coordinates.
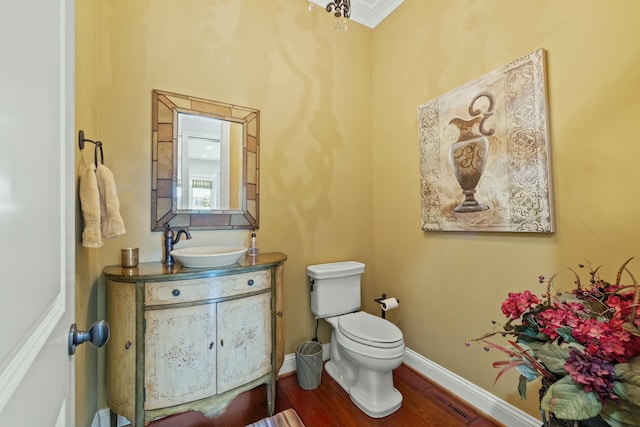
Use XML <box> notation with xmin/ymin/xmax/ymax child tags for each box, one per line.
<box><xmin>217</xmin><ymin>292</ymin><xmax>272</xmax><ymax>393</ymax></box>
<box><xmin>145</xmin><ymin>303</ymin><xmax>217</xmax><ymax>410</ymax></box>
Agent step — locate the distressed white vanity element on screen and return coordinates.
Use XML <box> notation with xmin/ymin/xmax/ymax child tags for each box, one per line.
<box><xmin>104</xmin><ymin>252</ymin><xmax>287</xmax><ymax>426</ymax></box>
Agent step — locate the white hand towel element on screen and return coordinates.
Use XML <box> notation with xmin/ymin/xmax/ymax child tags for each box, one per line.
<box><xmin>79</xmin><ymin>163</ymin><xmax>103</xmax><ymax>248</ymax></box>
<box><xmin>96</xmin><ymin>163</ymin><xmax>126</xmax><ymax>239</ymax></box>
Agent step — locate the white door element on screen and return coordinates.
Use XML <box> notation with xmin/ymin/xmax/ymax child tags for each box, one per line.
<box><xmin>0</xmin><ymin>0</ymin><xmax>75</xmax><ymax>426</ymax></box>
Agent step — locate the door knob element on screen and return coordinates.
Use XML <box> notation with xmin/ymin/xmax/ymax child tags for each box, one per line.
<box><xmin>68</xmin><ymin>320</ymin><xmax>110</xmax><ymax>355</ymax></box>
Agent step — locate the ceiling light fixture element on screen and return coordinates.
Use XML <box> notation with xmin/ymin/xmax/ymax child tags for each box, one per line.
<box><xmin>326</xmin><ymin>0</ymin><xmax>351</xmax><ymax>31</ymax></box>
<box><xmin>309</xmin><ymin>0</ymin><xmax>351</xmax><ymax>31</ymax></box>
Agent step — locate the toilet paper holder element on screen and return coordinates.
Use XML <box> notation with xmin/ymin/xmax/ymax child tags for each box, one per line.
<box><xmin>374</xmin><ymin>293</ymin><xmax>399</xmax><ymax>319</ymax></box>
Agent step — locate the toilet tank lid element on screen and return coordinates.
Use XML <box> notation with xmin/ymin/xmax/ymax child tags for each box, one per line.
<box><xmin>307</xmin><ymin>261</ymin><xmax>365</xmax><ymax>279</ymax></box>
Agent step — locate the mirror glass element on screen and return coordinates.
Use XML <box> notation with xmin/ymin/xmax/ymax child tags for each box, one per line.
<box><xmin>151</xmin><ymin>89</ymin><xmax>259</xmax><ymax>231</ymax></box>
<box><xmin>176</xmin><ymin>114</ymin><xmax>243</xmax><ymax>211</ymax></box>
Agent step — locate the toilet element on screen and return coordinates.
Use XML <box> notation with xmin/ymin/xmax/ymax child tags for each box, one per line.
<box><xmin>307</xmin><ymin>261</ymin><xmax>405</xmax><ymax>418</ymax></box>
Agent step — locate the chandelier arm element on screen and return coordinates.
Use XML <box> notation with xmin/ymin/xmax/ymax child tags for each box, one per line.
<box><xmin>343</xmin><ymin>0</ymin><xmax>351</xmax><ymax>18</ymax></box>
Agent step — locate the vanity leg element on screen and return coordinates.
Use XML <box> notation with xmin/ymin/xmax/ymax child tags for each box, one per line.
<box><xmin>267</xmin><ymin>378</ymin><xmax>275</xmax><ymax>416</ymax></box>
<box><xmin>110</xmin><ymin>410</ymin><xmax>117</xmax><ymax>427</ymax></box>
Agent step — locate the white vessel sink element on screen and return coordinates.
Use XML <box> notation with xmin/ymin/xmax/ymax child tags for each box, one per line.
<box><xmin>170</xmin><ymin>246</ymin><xmax>248</xmax><ymax>268</ymax></box>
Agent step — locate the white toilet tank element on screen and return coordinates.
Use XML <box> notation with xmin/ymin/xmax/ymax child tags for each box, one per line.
<box><xmin>307</xmin><ymin>261</ymin><xmax>365</xmax><ymax>319</ymax></box>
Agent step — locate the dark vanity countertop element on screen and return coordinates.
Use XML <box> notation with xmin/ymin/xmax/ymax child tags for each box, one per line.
<box><xmin>103</xmin><ymin>252</ymin><xmax>287</xmax><ymax>282</ymax></box>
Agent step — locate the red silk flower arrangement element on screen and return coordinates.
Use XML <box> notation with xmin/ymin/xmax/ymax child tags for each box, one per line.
<box><xmin>470</xmin><ymin>258</ymin><xmax>640</xmax><ymax>426</ymax></box>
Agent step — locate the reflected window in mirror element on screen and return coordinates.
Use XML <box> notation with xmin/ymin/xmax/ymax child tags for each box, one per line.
<box><xmin>151</xmin><ymin>89</ymin><xmax>259</xmax><ymax>231</ymax></box>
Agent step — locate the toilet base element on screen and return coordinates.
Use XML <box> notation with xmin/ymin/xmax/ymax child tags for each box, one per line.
<box><xmin>325</xmin><ymin>353</ymin><xmax>403</xmax><ymax>419</ymax></box>
<box><xmin>322</xmin><ymin>316</ymin><xmax>404</xmax><ymax>419</ymax></box>
<box><xmin>348</xmin><ymin>367</ymin><xmax>403</xmax><ymax>418</ymax></box>
<box><xmin>352</xmin><ymin>391</ymin><xmax>402</xmax><ymax>418</ymax></box>
<box><xmin>325</xmin><ymin>359</ymin><xmax>354</xmax><ymax>391</ymax></box>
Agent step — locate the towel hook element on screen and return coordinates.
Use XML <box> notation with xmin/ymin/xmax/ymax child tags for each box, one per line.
<box><xmin>78</xmin><ymin>130</ymin><xmax>104</xmax><ymax>167</ymax></box>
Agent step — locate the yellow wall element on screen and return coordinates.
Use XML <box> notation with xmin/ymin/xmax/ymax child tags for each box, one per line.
<box><xmin>75</xmin><ymin>1</ymin><xmax>101</xmax><ymax>426</ymax></box>
<box><xmin>371</xmin><ymin>0</ymin><xmax>640</xmax><ymax>418</ymax></box>
<box><xmin>75</xmin><ymin>0</ymin><xmax>372</xmax><ymax>423</ymax></box>
<box><xmin>74</xmin><ymin>0</ymin><xmax>640</xmax><ymax>424</ymax></box>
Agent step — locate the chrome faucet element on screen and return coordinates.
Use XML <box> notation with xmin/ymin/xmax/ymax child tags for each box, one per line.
<box><xmin>163</xmin><ymin>223</ymin><xmax>192</xmax><ymax>266</ymax></box>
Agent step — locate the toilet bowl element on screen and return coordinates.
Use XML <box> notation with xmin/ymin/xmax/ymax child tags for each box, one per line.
<box><xmin>307</xmin><ymin>261</ymin><xmax>405</xmax><ymax>418</ymax></box>
<box><xmin>324</xmin><ymin>311</ymin><xmax>405</xmax><ymax>418</ymax></box>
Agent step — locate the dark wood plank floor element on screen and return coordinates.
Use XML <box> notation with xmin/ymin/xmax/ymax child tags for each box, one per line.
<box><xmin>147</xmin><ymin>363</ymin><xmax>505</xmax><ymax>427</ymax></box>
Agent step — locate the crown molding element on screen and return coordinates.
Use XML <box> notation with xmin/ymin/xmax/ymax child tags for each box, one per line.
<box><xmin>310</xmin><ymin>0</ymin><xmax>404</xmax><ymax>28</ymax></box>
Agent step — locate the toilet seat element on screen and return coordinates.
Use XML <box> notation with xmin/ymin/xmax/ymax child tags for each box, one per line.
<box><xmin>338</xmin><ymin>312</ymin><xmax>403</xmax><ymax>349</ymax></box>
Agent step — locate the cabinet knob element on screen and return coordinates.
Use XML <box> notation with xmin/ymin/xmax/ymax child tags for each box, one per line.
<box><xmin>247</xmin><ymin>279</ymin><xmax>254</xmax><ymax>286</ymax></box>
<box><xmin>125</xmin><ymin>341</ymin><xmax>132</xmax><ymax>350</ymax></box>
<box><xmin>172</xmin><ymin>289</ymin><xmax>181</xmax><ymax>297</ymax></box>
<box><xmin>209</xmin><ymin>342</ymin><xmax>214</xmax><ymax>350</ymax></box>
<box><xmin>277</xmin><ymin>311</ymin><xmax>283</xmax><ymax>317</ymax></box>
<box><xmin>220</xmin><ymin>339</ymin><xmax>224</xmax><ymax>347</ymax></box>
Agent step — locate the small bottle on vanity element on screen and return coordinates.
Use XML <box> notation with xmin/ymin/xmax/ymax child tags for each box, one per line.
<box><xmin>248</xmin><ymin>229</ymin><xmax>259</xmax><ymax>256</ymax></box>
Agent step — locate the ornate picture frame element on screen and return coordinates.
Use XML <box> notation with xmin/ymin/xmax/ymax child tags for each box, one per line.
<box><xmin>417</xmin><ymin>48</ymin><xmax>554</xmax><ymax>233</ymax></box>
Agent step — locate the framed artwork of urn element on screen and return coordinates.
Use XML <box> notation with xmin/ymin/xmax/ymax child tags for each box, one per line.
<box><xmin>417</xmin><ymin>48</ymin><xmax>554</xmax><ymax>233</ymax></box>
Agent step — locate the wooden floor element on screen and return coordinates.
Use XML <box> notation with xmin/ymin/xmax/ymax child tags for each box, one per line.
<box><xmin>146</xmin><ymin>363</ymin><xmax>505</xmax><ymax>427</ymax></box>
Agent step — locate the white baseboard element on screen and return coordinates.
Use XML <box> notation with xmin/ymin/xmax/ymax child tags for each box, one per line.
<box><xmin>92</xmin><ymin>407</ymin><xmax>129</xmax><ymax>427</ymax></box>
<box><xmin>279</xmin><ymin>344</ymin><xmax>540</xmax><ymax>427</ymax></box>
<box><xmin>97</xmin><ymin>344</ymin><xmax>539</xmax><ymax>427</ymax></box>
<box><xmin>402</xmin><ymin>348</ymin><xmax>539</xmax><ymax>427</ymax></box>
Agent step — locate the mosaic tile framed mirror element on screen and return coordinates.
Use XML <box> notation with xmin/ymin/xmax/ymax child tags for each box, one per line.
<box><xmin>151</xmin><ymin>89</ymin><xmax>259</xmax><ymax>231</ymax></box>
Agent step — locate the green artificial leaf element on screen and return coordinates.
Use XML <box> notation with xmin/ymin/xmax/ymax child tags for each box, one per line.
<box><xmin>490</xmin><ymin>341</ymin><xmax>542</xmax><ymax>382</ymax></box>
<box><xmin>508</xmin><ymin>340</ymin><xmax>555</xmax><ymax>379</ymax></box>
<box><xmin>519</xmin><ymin>327</ymin><xmax>540</xmax><ymax>339</ymax></box>
<box><xmin>536</xmin><ymin>332</ymin><xmax>551</xmax><ymax>341</ymax></box>
<box><xmin>493</xmin><ymin>360</ymin><xmax>528</xmax><ymax>385</ymax></box>
<box><xmin>559</xmin><ymin>292</ymin><xmax>582</xmax><ymax>305</ymax></box>
<box><xmin>514</xmin><ymin>321</ymin><xmax>540</xmax><ymax>340</ymax></box>
<box><xmin>518</xmin><ymin>339</ymin><xmax>545</xmax><ymax>351</ymax></box>
<box><xmin>601</xmin><ymin>399</ymin><xmax>640</xmax><ymax>427</ymax></box>
<box><xmin>518</xmin><ymin>374</ymin><xmax>528</xmax><ymax>400</ymax></box>
<box><xmin>540</xmin><ymin>376</ymin><xmax>602</xmax><ymax>420</ymax></box>
<box><xmin>516</xmin><ymin>362</ymin><xmax>539</xmax><ymax>382</ymax></box>
<box><xmin>614</xmin><ymin>356</ymin><xmax>640</xmax><ymax>405</ymax></box>
<box><xmin>613</xmin><ymin>381</ymin><xmax>640</xmax><ymax>407</ymax></box>
<box><xmin>555</xmin><ymin>327</ymin><xmax>578</xmax><ymax>344</ymax></box>
<box><xmin>482</xmin><ymin>340</ymin><xmax>541</xmax><ymax>387</ymax></box>
<box><xmin>615</xmin><ymin>356</ymin><xmax>640</xmax><ymax>382</ymax></box>
<box><xmin>536</xmin><ymin>342</ymin><xmax>583</xmax><ymax>376</ymax></box>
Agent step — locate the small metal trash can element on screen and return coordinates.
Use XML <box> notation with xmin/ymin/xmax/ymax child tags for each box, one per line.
<box><xmin>295</xmin><ymin>341</ymin><xmax>323</xmax><ymax>390</ymax></box>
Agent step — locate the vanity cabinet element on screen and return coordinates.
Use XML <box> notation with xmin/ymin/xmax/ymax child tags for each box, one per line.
<box><xmin>104</xmin><ymin>253</ymin><xmax>287</xmax><ymax>427</ymax></box>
